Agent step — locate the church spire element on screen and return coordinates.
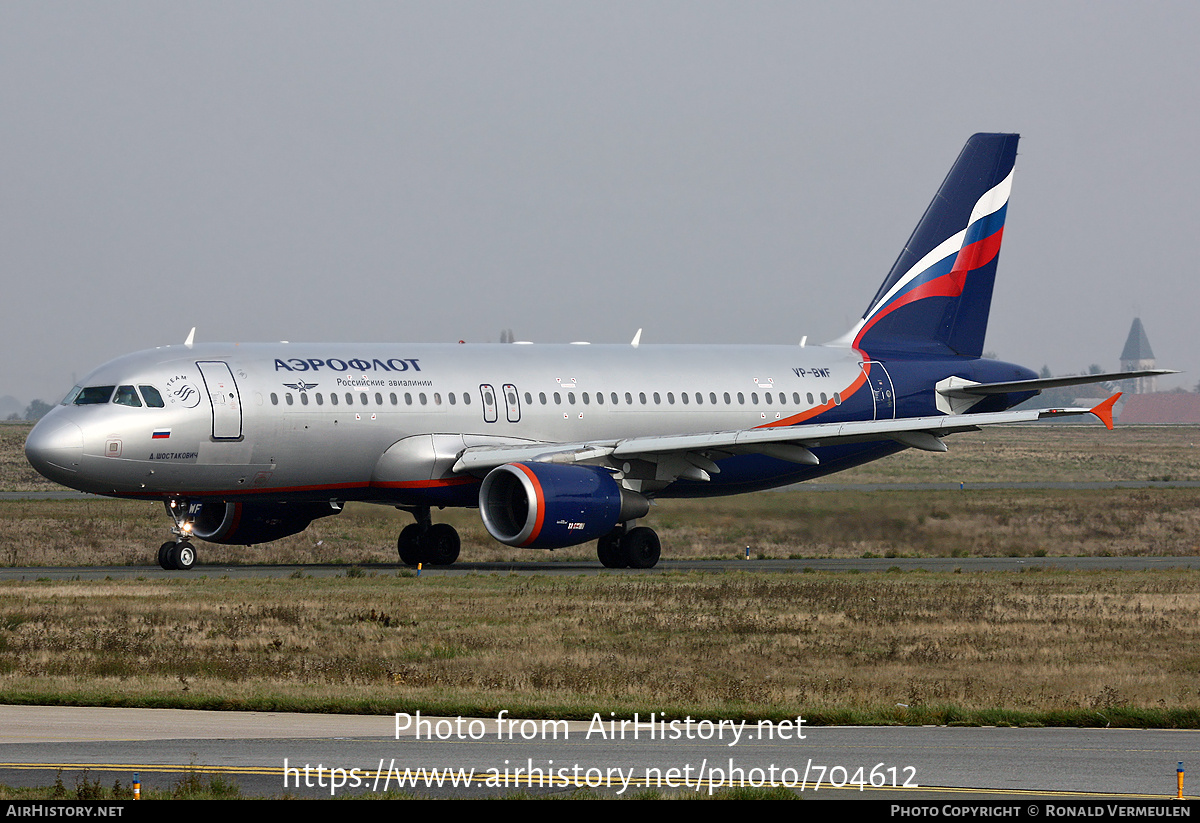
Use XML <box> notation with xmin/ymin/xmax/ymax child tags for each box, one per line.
<box><xmin>1120</xmin><ymin>318</ymin><xmax>1157</xmax><ymax>393</ymax></box>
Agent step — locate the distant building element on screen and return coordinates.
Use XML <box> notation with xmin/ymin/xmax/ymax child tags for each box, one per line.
<box><xmin>1118</xmin><ymin>393</ymin><xmax>1200</xmax><ymax>424</ymax></box>
<box><xmin>1120</xmin><ymin>317</ymin><xmax>1157</xmax><ymax>394</ymax></box>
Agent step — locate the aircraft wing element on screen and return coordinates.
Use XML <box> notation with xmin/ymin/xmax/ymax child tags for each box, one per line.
<box><xmin>452</xmin><ymin>395</ymin><xmax>1121</xmax><ymax>479</ymax></box>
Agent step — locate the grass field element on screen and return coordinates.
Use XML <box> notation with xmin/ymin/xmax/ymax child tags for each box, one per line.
<box><xmin>4</xmin><ymin>421</ymin><xmax>1200</xmax><ymax>725</ymax></box>
<box><xmin>2</xmin><ymin>571</ymin><xmax>1199</xmax><ymax>726</ymax></box>
<box><xmin>4</xmin><ymin>486</ymin><xmax>1199</xmax><ymax>566</ymax></box>
<box><xmin>4</xmin><ymin>422</ymin><xmax>1200</xmax><ymax>565</ymax></box>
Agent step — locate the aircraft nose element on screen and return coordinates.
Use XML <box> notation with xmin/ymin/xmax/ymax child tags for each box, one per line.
<box><xmin>25</xmin><ymin>417</ymin><xmax>84</xmax><ymax>484</ymax></box>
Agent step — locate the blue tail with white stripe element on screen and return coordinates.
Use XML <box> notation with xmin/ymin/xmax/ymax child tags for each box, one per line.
<box><xmin>849</xmin><ymin>133</ymin><xmax>1019</xmax><ymax>359</ymax></box>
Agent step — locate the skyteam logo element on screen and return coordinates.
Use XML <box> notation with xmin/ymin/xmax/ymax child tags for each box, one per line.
<box><xmin>165</xmin><ymin>375</ymin><xmax>202</xmax><ymax>408</ymax></box>
<box><xmin>854</xmin><ymin>168</ymin><xmax>1013</xmax><ymax>349</ymax></box>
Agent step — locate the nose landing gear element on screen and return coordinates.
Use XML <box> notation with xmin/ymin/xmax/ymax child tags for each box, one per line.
<box><xmin>158</xmin><ymin>499</ymin><xmax>198</xmax><ymax>571</ymax></box>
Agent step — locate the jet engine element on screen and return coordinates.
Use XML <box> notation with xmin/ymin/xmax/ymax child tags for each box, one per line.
<box><xmin>479</xmin><ymin>462</ymin><xmax>649</xmax><ymax>549</ymax></box>
<box><xmin>187</xmin><ymin>500</ymin><xmax>341</xmax><ymax>545</ymax></box>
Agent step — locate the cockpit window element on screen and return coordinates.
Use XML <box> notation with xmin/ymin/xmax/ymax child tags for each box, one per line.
<box><xmin>139</xmin><ymin>386</ymin><xmax>165</xmax><ymax>408</ymax></box>
<box><xmin>74</xmin><ymin>386</ymin><xmax>115</xmax><ymax>405</ymax></box>
<box><xmin>61</xmin><ymin>386</ymin><xmax>82</xmax><ymax>405</ymax></box>
<box><xmin>113</xmin><ymin>385</ymin><xmax>142</xmax><ymax>407</ymax></box>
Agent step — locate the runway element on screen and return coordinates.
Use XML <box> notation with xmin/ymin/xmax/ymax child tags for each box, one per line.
<box><xmin>2</xmin><ymin>555</ymin><xmax>1200</xmax><ymax>581</ymax></box>
<box><xmin>0</xmin><ymin>706</ymin><xmax>1195</xmax><ymax>800</ymax></box>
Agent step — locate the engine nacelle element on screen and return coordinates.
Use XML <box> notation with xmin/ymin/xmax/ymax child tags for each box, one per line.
<box><xmin>479</xmin><ymin>462</ymin><xmax>650</xmax><ymax>549</ymax></box>
<box><xmin>187</xmin><ymin>500</ymin><xmax>341</xmax><ymax>546</ymax></box>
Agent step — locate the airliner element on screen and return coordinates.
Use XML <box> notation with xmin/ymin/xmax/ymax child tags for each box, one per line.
<box><xmin>25</xmin><ymin>133</ymin><xmax>1168</xmax><ymax>571</ymax></box>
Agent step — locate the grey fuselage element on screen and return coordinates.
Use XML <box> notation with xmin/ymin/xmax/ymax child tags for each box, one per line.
<box><xmin>25</xmin><ymin>340</ymin><xmax>1032</xmax><ymax>509</ymax></box>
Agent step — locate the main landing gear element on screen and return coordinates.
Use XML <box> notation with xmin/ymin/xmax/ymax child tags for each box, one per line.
<box><xmin>159</xmin><ymin>499</ymin><xmax>197</xmax><ymax>570</ymax></box>
<box><xmin>597</xmin><ymin>524</ymin><xmax>661</xmax><ymax>569</ymax></box>
<box><xmin>396</xmin><ymin>506</ymin><xmax>461</xmax><ymax>566</ymax></box>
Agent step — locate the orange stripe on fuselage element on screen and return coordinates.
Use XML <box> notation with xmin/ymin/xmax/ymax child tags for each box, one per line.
<box><xmin>758</xmin><ymin>355</ymin><xmax>870</xmax><ymax>429</ymax></box>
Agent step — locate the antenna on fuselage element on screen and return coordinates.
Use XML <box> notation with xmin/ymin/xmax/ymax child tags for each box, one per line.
<box><xmin>631</xmin><ymin>328</ymin><xmax>642</xmax><ymax>348</ymax></box>
<box><xmin>184</xmin><ymin>327</ymin><xmax>195</xmax><ymax>349</ymax></box>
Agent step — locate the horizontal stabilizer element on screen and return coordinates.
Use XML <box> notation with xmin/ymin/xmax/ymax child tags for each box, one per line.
<box><xmin>948</xmin><ymin>369</ymin><xmax>1176</xmax><ymax>396</ymax></box>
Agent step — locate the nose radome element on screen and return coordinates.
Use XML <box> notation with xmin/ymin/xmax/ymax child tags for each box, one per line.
<box><xmin>25</xmin><ymin>418</ymin><xmax>84</xmax><ymax>483</ymax></box>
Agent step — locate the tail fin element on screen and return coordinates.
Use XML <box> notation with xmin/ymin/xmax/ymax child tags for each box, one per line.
<box><xmin>847</xmin><ymin>133</ymin><xmax>1019</xmax><ymax>358</ymax></box>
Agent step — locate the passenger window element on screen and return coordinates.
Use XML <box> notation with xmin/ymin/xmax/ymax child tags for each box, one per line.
<box><xmin>113</xmin><ymin>385</ymin><xmax>142</xmax><ymax>407</ymax></box>
<box><xmin>316</xmin><ymin>393</ymin><xmax>324</xmax><ymax>405</ymax></box>
<box><xmin>270</xmin><ymin>393</ymin><xmax>279</xmax><ymax>405</ymax></box>
<box><xmin>376</xmin><ymin>392</ymin><xmax>384</xmax><ymax>405</ymax></box>
<box><xmin>331</xmin><ymin>393</ymin><xmax>339</xmax><ymax>406</ymax></box>
<box><xmin>286</xmin><ymin>393</ymin><xmax>294</xmax><ymax>406</ymax></box>
<box><xmin>139</xmin><ymin>386</ymin><xmax>165</xmax><ymax>408</ymax></box>
<box><xmin>539</xmin><ymin>392</ymin><xmax>547</xmax><ymax>404</ymax></box>
<box><xmin>300</xmin><ymin>393</ymin><xmax>309</xmax><ymax>406</ymax></box>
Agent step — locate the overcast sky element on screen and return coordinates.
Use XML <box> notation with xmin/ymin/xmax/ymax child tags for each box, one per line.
<box><xmin>3</xmin><ymin>2</ymin><xmax>1197</xmax><ymax>404</ymax></box>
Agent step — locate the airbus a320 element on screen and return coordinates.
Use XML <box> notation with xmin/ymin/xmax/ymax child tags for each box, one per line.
<box><xmin>25</xmin><ymin>133</ymin><xmax>1167</xmax><ymax>570</ymax></box>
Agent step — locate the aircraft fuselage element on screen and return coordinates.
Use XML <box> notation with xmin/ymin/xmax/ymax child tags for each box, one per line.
<box><xmin>28</xmin><ymin>340</ymin><xmax>1036</xmax><ymax>506</ymax></box>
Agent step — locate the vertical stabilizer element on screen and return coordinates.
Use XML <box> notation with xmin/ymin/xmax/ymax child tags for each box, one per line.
<box><xmin>847</xmin><ymin>133</ymin><xmax>1019</xmax><ymax>358</ymax></box>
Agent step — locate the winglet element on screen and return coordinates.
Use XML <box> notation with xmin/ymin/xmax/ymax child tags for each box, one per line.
<box><xmin>184</xmin><ymin>327</ymin><xmax>195</xmax><ymax>349</ymax></box>
<box><xmin>631</xmin><ymin>328</ymin><xmax>642</xmax><ymax>348</ymax></box>
<box><xmin>1089</xmin><ymin>393</ymin><xmax>1122</xmax><ymax>430</ymax></box>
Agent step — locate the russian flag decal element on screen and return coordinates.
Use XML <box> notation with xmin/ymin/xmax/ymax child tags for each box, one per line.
<box><xmin>152</xmin><ymin>429</ymin><xmax>171</xmax><ymax>440</ymax></box>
